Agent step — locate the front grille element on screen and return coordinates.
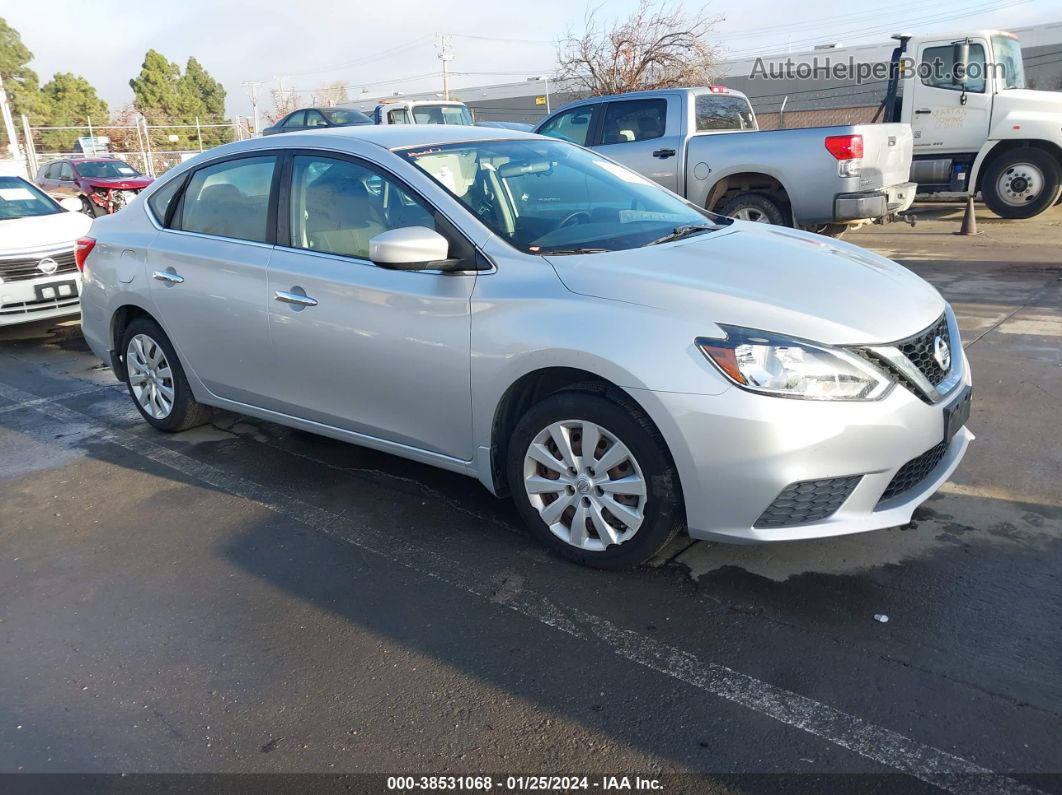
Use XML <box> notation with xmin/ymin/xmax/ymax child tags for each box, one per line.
<box><xmin>878</xmin><ymin>442</ymin><xmax>947</xmax><ymax>504</ymax></box>
<box><xmin>898</xmin><ymin>314</ymin><xmax>950</xmax><ymax>387</ymax></box>
<box><xmin>0</xmin><ymin>250</ymin><xmax>78</xmax><ymax>282</ymax></box>
<box><xmin>754</xmin><ymin>475</ymin><xmax>861</xmax><ymax>528</ymax></box>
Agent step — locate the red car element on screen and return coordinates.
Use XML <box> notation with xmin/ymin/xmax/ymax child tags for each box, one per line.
<box><xmin>34</xmin><ymin>157</ymin><xmax>154</xmax><ymax>217</ymax></box>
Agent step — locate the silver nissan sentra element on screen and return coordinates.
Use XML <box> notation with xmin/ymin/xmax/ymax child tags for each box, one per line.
<box><xmin>77</xmin><ymin>125</ymin><xmax>972</xmax><ymax>568</ymax></box>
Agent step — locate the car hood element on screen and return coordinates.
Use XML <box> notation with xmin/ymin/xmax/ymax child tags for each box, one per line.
<box><xmin>81</xmin><ymin>176</ymin><xmax>153</xmax><ymax>190</ymax></box>
<box><xmin>0</xmin><ymin>211</ymin><xmax>92</xmax><ymax>254</ymax></box>
<box><xmin>543</xmin><ymin>223</ymin><xmax>944</xmax><ymax>345</ymax></box>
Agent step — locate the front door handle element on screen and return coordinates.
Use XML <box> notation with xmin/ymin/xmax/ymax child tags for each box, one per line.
<box><xmin>653</xmin><ymin>148</ymin><xmax>676</xmax><ymax>159</ymax></box>
<box><xmin>914</xmin><ymin>108</ymin><xmax>932</xmax><ymax>115</ymax></box>
<box><xmin>152</xmin><ymin>270</ymin><xmax>184</xmax><ymax>284</ymax></box>
<box><xmin>274</xmin><ymin>289</ymin><xmax>318</xmax><ymax>307</ymax></box>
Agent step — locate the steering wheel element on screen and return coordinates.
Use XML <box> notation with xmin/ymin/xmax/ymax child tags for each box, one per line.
<box><xmin>558</xmin><ymin>210</ymin><xmax>592</xmax><ymax>228</ymax></box>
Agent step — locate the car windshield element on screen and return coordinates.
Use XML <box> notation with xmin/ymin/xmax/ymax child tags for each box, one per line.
<box><xmin>322</xmin><ymin>108</ymin><xmax>373</xmax><ymax>125</ymax></box>
<box><xmin>399</xmin><ymin>139</ymin><xmax>726</xmax><ymax>254</ymax></box>
<box><xmin>0</xmin><ymin>176</ymin><xmax>61</xmax><ymax>220</ymax></box>
<box><xmin>992</xmin><ymin>35</ymin><xmax>1026</xmax><ymax>89</ymax></box>
<box><xmin>412</xmin><ymin>105</ymin><xmax>474</xmax><ymax>125</ymax></box>
<box><xmin>75</xmin><ymin>160</ymin><xmax>140</xmax><ymax>178</ymax></box>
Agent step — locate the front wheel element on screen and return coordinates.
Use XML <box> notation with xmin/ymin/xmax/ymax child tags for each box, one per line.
<box><xmin>981</xmin><ymin>149</ymin><xmax>1062</xmax><ymax>219</ymax></box>
<box><xmin>507</xmin><ymin>389</ymin><xmax>683</xmax><ymax>569</ymax></box>
<box><xmin>120</xmin><ymin>317</ymin><xmax>211</xmax><ymax>432</ymax></box>
<box><xmin>79</xmin><ymin>195</ymin><xmax>100</xmax><ymax>218</ymax></box>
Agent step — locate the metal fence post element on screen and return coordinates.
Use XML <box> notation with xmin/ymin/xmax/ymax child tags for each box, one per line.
<box><xmin>20</xmin><ymin>114</ymin><xmax>37</xmax><ymax>176</ymax></box>
<box><xmin>195</xmin><ymin>116</ymin><xmax>204</xmax><ymax>151</ymax></box>
<box><xmin>779</xmin><ymin>96</ymin><xmax>788</xmax><ymax>130</ymax></box>
<box><xmin>0</xmin><ymin>73</ymin><xmax>21</xmax><ymax>163</ymax></box>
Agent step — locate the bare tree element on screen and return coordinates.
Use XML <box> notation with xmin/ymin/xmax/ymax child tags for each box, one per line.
<box><xmin>312</xmin><ymin>80</ymin><xmax>349</xmax><ymax>107</ymax></box>
<box><xmin>267</xmin><ymin>88</ymin><xmax>301</xmax><ymax>123</ymax></box>
<box><xmin>556</xmin><ymin>0</ymin><xmax>722</xmax><ymax>96</ymax></box>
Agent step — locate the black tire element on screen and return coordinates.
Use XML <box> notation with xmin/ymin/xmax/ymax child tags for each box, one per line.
<box><xmin>719</xmin><ymin>192</ymin><xmax>788</xmax><ymax>225</ymax></box>
<box><xmin>79</xmin><ymin>195</ymin><xmax>100</xmax><ymax>218</ymax></box>
<box><xmin>506</xmin><ymin>388</ymin><xmax>683</xmax><ymax>569</ymax></box>
<box><xmin>981</xmin><ymin>149</ymin><xmax>1062</xmax><ymax>219</ymax></box>
<box><xmin>120</xmin><ymin>317</ymin><xmax>211</xmax><ymax>432</ymax></box>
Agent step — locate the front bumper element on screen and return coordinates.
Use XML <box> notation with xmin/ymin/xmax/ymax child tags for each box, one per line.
<box><xmin>628</xmin><ymin>350</ymin><xmax>972</xmax><ymax>543</ymax></box>
<box><xmin>0</xmin><ymin>273</ymin><xmax>82</xmax><ymax>327</ymax></box>
<box><xmin>834</xmin><ymin>181</ymin><xmax>917</xmax><ymax>222</ymax></box>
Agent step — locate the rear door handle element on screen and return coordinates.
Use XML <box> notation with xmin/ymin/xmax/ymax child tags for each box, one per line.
<box><xmin>274</xmin><ymin>289</ymin><xmax>318</xmax><ymax>307</ymax></box>
<box><xmin>653</xmin><ymin>148</ymin><xmax>676</xmax><ymax>159</ymax></box>
<box><xmin>152</xmin><ymin>270</ymin><xmax>184</xmax><ymax>284</ymax></box>
<box><xmin>914</xmin><ymin>108</ymin><xmax>932</xmax><ymax>115</ymax></box>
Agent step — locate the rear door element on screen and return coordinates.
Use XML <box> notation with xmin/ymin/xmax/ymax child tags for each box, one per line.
<box><xmin>593</xmin><ymin>97</ymin><xmax>681</xmax><ymax>192</ymax></box>
<box><xmin>146</xmin><ymin>153</ymin><xmax>278</xmax><ymax>405</ymax></box>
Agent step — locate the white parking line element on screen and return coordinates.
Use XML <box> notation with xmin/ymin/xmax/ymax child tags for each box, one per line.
<box><xmin>0</xmin><ymin>382</ymin><xmax>118</xmax><ymax>416</ymax></box>
<box><xmin>0</xmin><ymin>379</ymin><xmax>1042</xmax><ymax>794</ymax></box>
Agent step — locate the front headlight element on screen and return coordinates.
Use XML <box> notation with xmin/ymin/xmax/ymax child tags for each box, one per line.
<box><xmin>696</xmin><ymin>325</ymin><xmax>893</xmax><ymax>401</ymax></box>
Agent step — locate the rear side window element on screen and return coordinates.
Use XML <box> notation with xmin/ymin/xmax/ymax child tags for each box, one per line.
<box><xmin>695</xmin><ymin>95</ymin><xmax>757</xmax><ymax>131</ymax></box>
<box><xmin>600</xmin><ymin>99</ymin><xmax>666</xmax><ymax>144</ymax></box>
<box><xmin>147</xmin><ymin>175</ymin><xmax>186</xmax><ymax>226</ymax></box>
<box><xmin>178</xmin><ymin>156</ymin><xmax>277</xmax><ymax>243</ymax></box>
<box><xmin>283</xmin><ymin>111</ymin><xmax>306</xmax><ymax>128</ymax></box>
<box><xmin>305</xmin><ymin>110</ymin><xmax>329</xmax><ymax>128</ymax></box>
<box><xmin>538</xmin><ymin>107</ymin><xmax>594</xmax><ymax>145</ymax></box>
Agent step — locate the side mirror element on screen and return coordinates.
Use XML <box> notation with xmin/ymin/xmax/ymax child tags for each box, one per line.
<box><xmin>952</xmin><ymin>40</ymin><xmax>970</xmax><ymax>86</ymax></box>
<box><xmin>369</xmin><ymin>226</ymin><xmax>453</xmax><ymax>271</ymax></box>
<box><xmin>59</xmin><ymin>197</ymin><xmax>83</xmax><ymax>212</ymax></box>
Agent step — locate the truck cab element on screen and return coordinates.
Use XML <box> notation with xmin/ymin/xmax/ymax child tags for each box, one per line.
<box><xmin>887</xmin><ymin>30</ymin><xmax>1062</xmax><ymax>217</ymax></box>
<box><xmin>373</xmin><ymin>100</ymin><xmax>474</xmax><ymax>126</ymax></box>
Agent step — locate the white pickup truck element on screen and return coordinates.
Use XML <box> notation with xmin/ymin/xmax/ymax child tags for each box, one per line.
<box><xmin>372</xmin><ymin>100</ymin><xmax>473</xmax><ymax>126</ymax></box>
<box><xmin>876</xmin><ymin>30</ymin><xmax>1062</xmax><ymax>218</ymax></box>
<box><xmin>534</xmin><ymin>87</ymin><xmax>915</xmax><ymax>236</ymax></box>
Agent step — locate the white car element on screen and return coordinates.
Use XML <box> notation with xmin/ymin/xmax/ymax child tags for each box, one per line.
<box><xmin>0</xmin><ymin>176</ymin><xmax>91</xmax><ymax>327</ymax></box>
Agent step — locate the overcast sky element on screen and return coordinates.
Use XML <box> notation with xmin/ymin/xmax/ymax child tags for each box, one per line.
<box><xmin>4</xmin><ymin>0</ymin><xmax>1059</xmax><ymax>120</ymax></box>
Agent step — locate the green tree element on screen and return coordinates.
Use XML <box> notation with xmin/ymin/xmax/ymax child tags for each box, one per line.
<box><xmin>0</xmin><ymin>17</ymin><xmax>46</xmax><ymax>119</ymax></box>
<box><xmin>38</xmin><ymin>72</ymin><xmax>109</xmax><ymax>152</ymax></box>
<box><xmin>179</xmin><ymin>56</ymin><xmax>227</xmax><ymax>145</ymax></box>
<box><xmin>129</xmin><ymin>49</ymin><xmax>183</xmax><ymax>123</ymax></box>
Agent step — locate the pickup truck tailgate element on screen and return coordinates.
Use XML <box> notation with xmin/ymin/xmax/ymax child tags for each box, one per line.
<box><xmin>855</xmin><ymin>123</ymin><xmax>912</xmax><ymax>188</ymax></box>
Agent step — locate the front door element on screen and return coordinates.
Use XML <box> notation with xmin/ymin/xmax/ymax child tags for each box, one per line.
<box><xmin>593</xmin><ymin>97</ymin><xmax>681</xmax><ymax>192</ymax></box>
<box><xmin>266</xmin><ymin>152</ymin><xmax>475</xmax><ymax>460</ymax></box>
<box><xmin>147</xmin><ymin>154</ymin><xmax>278</xmax><ymax>405</ymax></box>
<box><xmin>909</xmin><ymin>38</ymin><xmax>993</xmax><ymax>154</ymax></box>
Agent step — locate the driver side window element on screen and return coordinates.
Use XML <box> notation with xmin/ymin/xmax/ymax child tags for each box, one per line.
<box><xmin>288</xmin><ymin>155</ymin><xmax>437</xmax><ymax>261</ymax></box>
<box><xmin>538</xmin><ymin>107</ymin><xmax>593</xmax><ymax>146</ymax></box>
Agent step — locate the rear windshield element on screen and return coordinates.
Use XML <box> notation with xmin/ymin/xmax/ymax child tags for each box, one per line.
<box><xmin>695</xmin><ymin>95</ymin><xmax>757</xmax><ymax>131</ymax></box>
<box><xmin>0</xmin><ymin>176</ymin><xmax>61</xmax><ymax>220</ymax></box>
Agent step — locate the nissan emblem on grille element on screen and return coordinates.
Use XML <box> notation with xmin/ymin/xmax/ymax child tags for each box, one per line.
<box><xmin>37</xmin><ymin>257</ymin><xmax>58</xmax><ymax>275</ymax></box>
<box><xmin>933</xmin><ymin>336</ymin><xmax>951</xmax><ymax>371</ymax></box>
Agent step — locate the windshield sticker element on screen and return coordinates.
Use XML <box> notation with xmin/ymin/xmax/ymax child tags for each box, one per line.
<box><xmin>0</xmin><ymin>188</ymin><xmax>35</xmax><ymax>201</ymax></box>
<box><xmin>592</xmin><ymin>160</ymin><xmax>652</xmax><ymax>185</ymax></box>
<box><xmin>117</xmin><ymin>166</ymin><xmax>136</xmax><ymax>175</ymax></box>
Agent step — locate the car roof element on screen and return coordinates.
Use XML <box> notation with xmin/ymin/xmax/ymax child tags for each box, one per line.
<box><xmin>245</xmin><ymin>123</ymin><xmax>537</xmax><ymax>151</ymax></box>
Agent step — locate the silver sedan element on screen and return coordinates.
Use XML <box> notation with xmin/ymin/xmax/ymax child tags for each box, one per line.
<box><xmin>77</xmin><ymin>125</ymin><xmax>972</xmax><ymax>568</ymax></box>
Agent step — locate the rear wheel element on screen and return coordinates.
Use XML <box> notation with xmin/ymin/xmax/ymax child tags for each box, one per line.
<box><xmin>507</xmin><ymin>389</ymin><xmax>683</xmax><ymax>569</ymax></box>
<box><xmin>981</xmin><ymin>149</ymin><xmax>1061</xmax><ymax>219</ymax></box>
<box><xmin>120</xmin><ymin>317</ymin><xmax>210</xmax><ymax>432</ymax></box>
<box><xmin>719</xmin><ymin>192</ymin><xmax>788</xmax><ymax>225</ymax></box>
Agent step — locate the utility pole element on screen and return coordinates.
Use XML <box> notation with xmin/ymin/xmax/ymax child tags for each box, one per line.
<box><xmin>243</xmin><ymin>80</ymin><xmax>262</xmax><ymax>136</ymax></box>
<box><xmin>436</xmin><ymin>34</ymin><xmax>454</xmax><ymax>100</ymax></box>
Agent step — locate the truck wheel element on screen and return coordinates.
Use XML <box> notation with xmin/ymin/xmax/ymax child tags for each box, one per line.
<box><xmin>720</xmin><ymin>192</ymin><xmax>788</xmax><ymax>225</ymax></box>
<box><xmin>981</xmin><ymin>149</ymin><xmax>1061</xmax><ymax>219</ymax></box>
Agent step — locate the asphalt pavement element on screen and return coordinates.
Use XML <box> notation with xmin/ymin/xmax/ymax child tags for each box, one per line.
<box><xmin>0</xmin><ymin>201</ymin><xmax>1059</xmax><ymax>793</ymax></box>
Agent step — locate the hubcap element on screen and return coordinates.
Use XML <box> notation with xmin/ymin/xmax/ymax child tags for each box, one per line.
<box><xmin>523</xmin><ymin>419</ymin><xmax>647</xmax><ymax>551</ymax></box>
<box><xmin>126</xmin><ymin>334</ymin><xmax>175</xmax><ymax>419</ymax></box>
<box><xmin>733</xmin><ymin>207</ymin><xmax>769</xmax><ymax>223</ymax></box>
<box><xmin>997</xmin><ymin>163</ymin><xmax>1044</xmax><ymax>206</ymax></box>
